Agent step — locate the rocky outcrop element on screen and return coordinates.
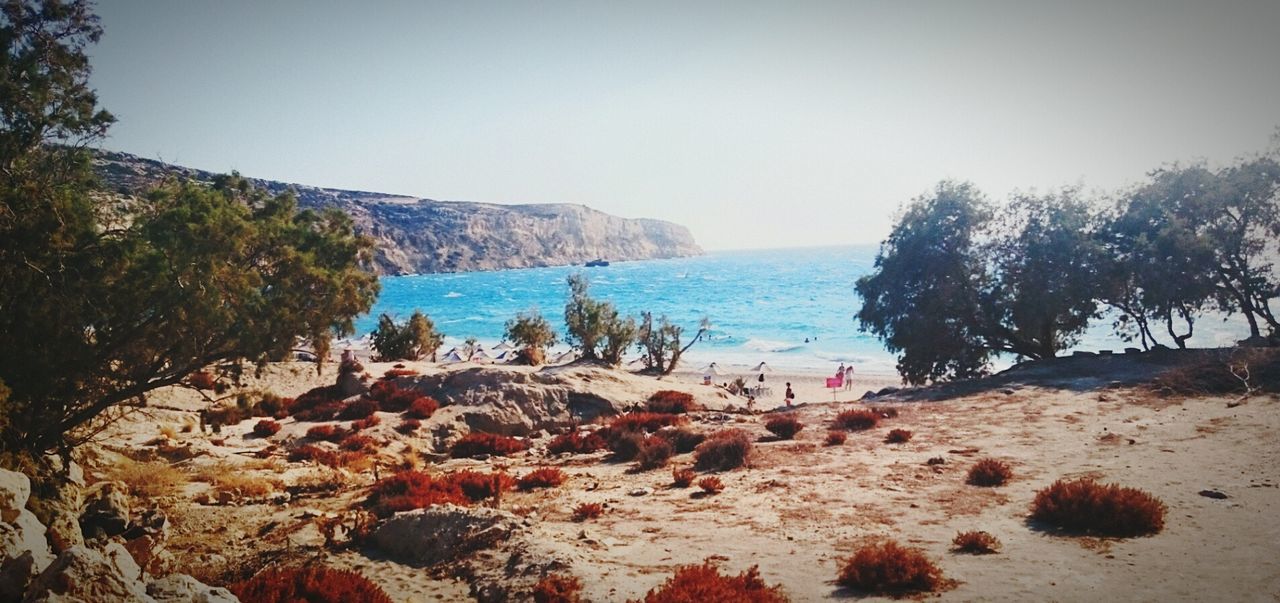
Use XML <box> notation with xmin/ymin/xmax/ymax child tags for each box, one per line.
<box><xmin>1</xmin><ymin>469</ymin><xmax>55</xmax><ymax>602</ymax></box>
<box><xmin>371</xmin><ymin>504</ymin><xmax>523</xmax><ymax>566</ymax></box>
<box><xmin>93</xmin><ymin>151</ymin><xmax>703</xmax><ymax>275</ymax></box>
<box><xmin>146</xmin><ymin>574</ymin><xmax>238</xmax><ymax>603</ymax></box>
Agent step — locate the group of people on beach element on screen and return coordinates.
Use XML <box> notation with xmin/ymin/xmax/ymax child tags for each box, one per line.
<box><xmin>835</xmin><ymin>362</ymin><xmax>854</xmax><ymax>391</ymax></box>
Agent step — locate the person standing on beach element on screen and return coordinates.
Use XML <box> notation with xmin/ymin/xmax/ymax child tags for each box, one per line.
<box><xmin>844</xmin><ymin>364</ymin><xmax>855</xmax><ymax>391</ymax></box>
<box><xmin>784</xmin><ymin>382</ymin><xmax>795</xmax><ymax>407</ymax></box>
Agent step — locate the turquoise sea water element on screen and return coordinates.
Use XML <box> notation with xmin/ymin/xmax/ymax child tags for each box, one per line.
<box><xmin>350</xmin><ymin>246</ymin><xmax>1251</xmax><ymax>376</ymax></box>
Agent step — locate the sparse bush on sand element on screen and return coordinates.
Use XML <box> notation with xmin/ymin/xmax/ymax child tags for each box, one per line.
<box><xmin>885</xmin><ymin>429</ymin><xmax>913</xmax><ymax>444</ymax></box>
<box><xmin>573</xmin><ymin>502</ymin><xmax>604</xmax><ymax>522</ymax></box>
<box><xmin>655</xmin><ymin>426</ymin><xmax>706</xmax><ymax>453</ymax></box>
<box><xmin>635</xmin><ymin>437</ymin><xmax>675</xmax><ymax>471</ymax></box>
<box><xmin>547</xmin><ymin>430</ymin><xmax>608</xmax><ymax>455</ymax></box>
<box><xmin>697</xmin><ymin>476</ymin><xmax>724</xmax><ymax>494</ymax></box>
<box><xmin>532</xmin><ymin>573</ymin><xmax>585</xmax><ymax>603</ymax></box>
<box><xmin>952</xmin><ymin>530</ymin><xmax>1001</xmax><ymax>554</ymax></box>
<box><xmin>252</xmin><ymin>420</ymin><xmax>281</xmax><ymax>437</ymax></box>
<box><xmin>825</xmin><ymin>431</ymin><xmax>847</xmax><ymax>446</ymax></box>
<box><xmin>450</xmin><ymin>432</ymin><xmax>529</xmax><ymax>458</ymax></box>
<box><xmin>306</xmin><ymin>425</ymin><xmax>347</xmax><ymax>443</ymax></box>
<box><xmin>765</xmin><ymin>415</ymin><xmax>804</xmax><ymax>440</ymax></box>
<box><xmin>608</xmin><ymin>431</ymin><xmax>649</xmax><ymax>461</ymax></box>
<box><xmin>836</xmin><ymin>540</ymin><xmax>945</xmax><ymax>595</ymax></box>
<box><xmin>350</xmin><ymin>415</ymin><xmax>380</xmax><ymax>431</ymax></box>
<box><xmin>336</xmin><ymin>398</ymin><xmax>378</xmax><ymax>421</ymax></box>
<box><xmin>967</xmin><ymin>458</ymin><xmax>1013</xmax><ymax>487</ymax></box>
<box><xmin>340</xmin><ymin>434</ymin><xmax>376</xmax><ymax>452</ymax></box>
<box><xmin>518</xmin><ymin>467</ymin><xmax>568</xmax><ymax>491</ymax></box>
<box><xmin>693</xmin><ymin>429</ymin><xmax>752</xmax><ymax>471</ymax></box>
<box><xmin>104</xmin><ymin>459</ymin><xmax>186</xmax><ymax>499</ymax></box>
<box><xmin>647</xmin><ymin>390</ymin><xmax>697</xmax><ymax>414</ymax></box>
<box><xmin>403</xmin><ymin>396</ymin><xmax>440</xmax><ymax>419</ymax></box>
<box><xmin>396</xmin><ymin>418</ymin><xmax>421</xmax><ymax>434</ymax></box>
<box><xmin>229</xmin><ymin>565</ymin><xmax>392</xmax><ymax>603</ymax></box>
<box><xmin>1030</xmin><ymin>478</ymin><xmax>1166</xmax><ymax>536</ymax></box>
<box><xmin>834</xmin><ymin>408</ymin><xmax>880</xmax><ymax>431</ymax></box>
<box><xmin>672</xmin><ymin>467</ymin><xmax>696</xmax><ymax>488</ymax></box>
<box><xmin>636</xmin><ymin>560</ymin><xmax>788</xmax><ymax>603</ymax></box>
<box><xmin>364</xmin><ymin>470</ymin><xmax>513</xmax><ymax>518</ymax></box>
<box><xmin>609</xmin><ymin>411</ymin><xmax>685</xmax><ymax>433</ymax></box>
<box><xmin>383</xmin><ymin>368</ymin><xmax>418</xmax><ymax>378</ymax></box>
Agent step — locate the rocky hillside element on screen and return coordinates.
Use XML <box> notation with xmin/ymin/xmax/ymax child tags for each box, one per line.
<box><xmin>92</xmin><ymin>151</ymin><xmax>703</xmax><ymax>275</ymax></box>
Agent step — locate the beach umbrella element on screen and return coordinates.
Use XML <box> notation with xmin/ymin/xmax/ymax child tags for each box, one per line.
<box><xmin>493</xmin><ymin>342</ymin><xmax>514</xmax><ymax>352</ymax></box>
<box><xmin>700</xmin><ymin>362</ymin><xmax>723</xmax><ymax>376</ymax></box>
<box><xmin>551</xmin><ymin>350</ymin><xmax>579</xmax><ymax>364</ymax></box>
<box><xmin>440</xmin><ymin>349</ymin><xmax>465</xmax><ymax>363</ymax></box>
<box><xmin>750</xmin><ymin>362</ymin><xmax>772</xmax><ymax>374</ymax></box>
<box><xmin>471</xmin><ymin>348</ymin><xmax>494</xmax><ymax>364</ymax></box>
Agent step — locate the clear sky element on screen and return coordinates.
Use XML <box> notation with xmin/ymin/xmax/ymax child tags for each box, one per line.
<box><xmin>90</xmin><ymin>1</ymin><xmax>1280</xmax><ymax>250</ymax></box>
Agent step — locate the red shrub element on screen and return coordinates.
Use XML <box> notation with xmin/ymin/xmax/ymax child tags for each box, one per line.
<box><xmin>451</xmin><ymin>470</ymin><xmax>515</xmax><ymax>502</ymax></box>
<box><xmin>403</xmin><ymin>397</ymin><xmax>439</xmax><ymax>419</ymax></box>
<box><xmin>186</xmin><ymin>370</ymin><xmax>217</xmax><ymax>390</ymax></box>
<box><xmin>655</xmin><ymin>427</ymin><xmax>706</xmax><ymax>454</ymax></box>
<box><xmin>764</xmin><ymin>415</ymin><xmax>804</xmax><ymax>440</ymax></box>
<box><xmin>1030</xmin><ymin>478</ymin><xmax>1166</xmax><ymax>536</ymax></box>
<box><xmin>638</xmin><ymin>561</ymin><xmax>788</xmax><ymax>603</ymax></box>
<box><xmin>340</xmin><ymin>434</ymin><xmax>376</xmax><ymax>452</ymax></box>
<box><xmin>450</xmin><ymin>433</ymin><xmax>529</xmax><ymax>458</ymax></box>
<box><xmin>672</xmin><ymin>467</ymin><xmax>696</xmax><ymax>488</ymax></box>
<box><xmin>383</xmin><ymin>368</ymin><xmax>419</xmax><ymax>378</ymax></box>
<box><xmin>834</xmin><ymin>408</ymin><xmax>880</xmax><ymax>431</ymax></box>
<box><xmin>572</xmin><ymin>502</ymin><xmax>604</xmax><ymax>522</ymax></box>
<box><xmin>609</xmin><ymin>412</ymin><xmax>684</xmax><ymax>434</ymax></box>
<box><xmin>824</xmin><ymin>431</ymin><xmax>847</xmax><ymax>446</ymax></box>
<box><xmin>253</xmin><ymin>420</ymin><xmax>282</xmax><ymax>437</ymax></box>
<box><xmin>288</xmin><ymin>444</ymin><xmax>342</xmax><ymax>468</ymax></box>
<box><xmin>396</xmin><ymin>419</ymin><xmax>421</xmax><ymax>434</ymax></box>
<box><xmin>518</xmin><ymin>467</ymin><xmax>568</xmax><ymax>491</ymax></box>
<box><xmin>306</xmin><ymin>425</ymin><xmax>347</xmax><ymax>442</ymax></box>
<box><xmin>836</xmin><ymin>540</ymin><xmax>945</xmax><ymax>595</ymax></box>
<box><xmin>884</xmin><ymin>429</ymin><xmax>913</xmax><ymax>444</ymax></box>
<box><xmin>873</xmin><ymin>406</ymin><xmax>900</xmax><ymax>419</ymax></box>
<box><xmin>369</xmin><ymin>381</ymin><xmax>424</xmax><ymax>413</ymax></box>
<box><xmin>693</xmin><ymin>429</ymin><xmax>752</xmax><ymax>471</ymax></box>
<box><xmin>634</xmin><ymin>437</ymin><xmax>674</xmax><ymax>471</ymax></box>
<box><xmin>547</xmin><ymin>431</ymin><xmax>607</xmax><ymax>455</ymax></box>
<box><xmin>967</xmin><ymin>459</ymin><xmax>1013</xmax><ymax>487</ymax></box>
<box><xmin>532</xmin><ymin>573</ymin><xmax>584</xmax><ymax>603</ymax></box>
<box><xmin>292</xmin><ymin>401</ymin><xmax>343</xmax><ymax>422</ymax></box>
<box><xmin>228</xmin><ymin>565</ymin><xmax>392</xmax><ymax>603</ymax></box>
<box><xmin>647</xmin><ymin>390</ymin><xmax>697</xmax><ymax>414</ymax></box>
<box><xmin>952</xmin><ymin>531</ymin><xmax>1001</xmax><ymax>554</ymax></box>
<box><xmin>350</xmin><ymin>415</ymin><xmax>381</xmax><ymax>431</ymax></box>
<box><xmin>364</xmin><ymin>470</ymin><xmax>512</xmax><ymax>518</ymax></box>
<box><xmin>290</xmin><ymin>385</ymin><xmax>344</xmax><ymax>421</ymax></box>
<box><xmin>336</xmin><ymin>399</ymin><xmax>378</xmax><ymax>421</ymax></box>
<box><xmin>607</xmin><ymin>431</ymin><xmax>649</xmax><ymax>461</ymax></box>
<box><xmin>697</xmin><ymin>476</ymin><xmax>724</xmax><ymax>494</ymax></box>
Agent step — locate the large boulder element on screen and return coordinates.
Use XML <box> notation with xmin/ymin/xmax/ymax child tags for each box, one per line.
<box><xmin>123</xmin><ymin>508</ymin><xmax>172</xmax><ymax>574</ymax></box>
<box><xmin>147</xmin><ymin>573</ymin><xmax>239</xmax><ymax>603</ymax></box>
<box><xmin>79</xmin><ymin>481</ymin><xmax>131</xmax><ymax>540</ymax></box>
<box><xmin>24</xmin><ymin>479</ymin><xmax>83</xmax><ymax>554</ymax></box>
<box><xmin>1</xmin><ymin>468</ymin><xmax>31</xmax><ymax>523</ymax></box>
<box><xmin>22</xmin><ymin>544</ymin><xmax>155</xmax><ymax>603</ymax></box>
<box><xmin>371</xmin><ymin>504</ymin><xmax>522</xmax><ymax>566</ymax></box>
<box><xmin>0</xmin><ymin>469</ymin><xmax>56</xmax><ymax>602</ymax></box>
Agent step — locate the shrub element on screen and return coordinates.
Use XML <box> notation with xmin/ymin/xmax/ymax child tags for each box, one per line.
<box><xmin>396</xmin><ymin>418</ymin><xmax>421</xmax><ymax>434</ymax></box>
<box><xmin>607</xmin><ymin>431</ymin><xmax>649</xmax><ymax>461</ymax></box>
<box><xmin>693</xmin><ymin>429</ymin><xmax>752</xmax><ymax>471</ymax></box>
<box><xmin>672</xmin><ymin>467</ymin><xmax>696</xmax><ymax>488</ymax></box>
<box><xmin>635</xmin><ymin>438</ymin><xmax>674</xmax><ymax>471</ymax></box>
<box><xmin>573</xmin><ymin>502</ymin><xmax>604</xmax><ymax>522</ymax></box>
<box><xmin>290</xmin><ymin>384</ymin><xmax>344</xmax><ymax>421</ymax></box>
<box><xmin>547</xmin><ymin>430</ymin><xmax>607</xmax><ymax>455</ymax></box>
<box><xmin>253</xmin><ymin>419</ymin><xmax>282</xmax><ymax>437</ymax></box>
<box><xmin>873</xmin><ymin>406</ymin><xmax>900</xmax><ymax>419</ymax></box>
<box><xmin>403</xmin><ymin>397</ymin><xmax>439</xmax><ymax>419</ymax></box>
<box><xmin>292</xmin><ymin>400</ymin><xmax>344</xmax><ymax>422</ymax></box>
<box><xmin>186</xmin><ymin>370</ymin><xmax>217</xmax><ymax>390</ymax></box>
<box><xmin>450</xmin><ymin>433</ymin><xmax>529</xmax><ymax>458</ymax></box>
<box><xmin>351</xmin><ymin>415</ymin><xmax>381</xmax><ymax>431</ymax></box>
<box><xmin>1149</xmin><ymin>348</ymin><xmax>1280</xmax><ymax>395</ymax></box>
<box><xmin>256</xmin><ymin>392</ymin><xmax>292</xmax><ymax>417</ymax></box>
<box><xmin>340</xmin><ymin>434</ymin><xmax>376</xmax><ymax>452</ymax></box>
<box><xmin>764</xmin><ymin>415</ymin><xmax>804</xmax><ymax>440</ymax></box>
<box><xmin>697</xmin><ymin>476</ymin><xmax>724</xmax><ymax>494</ymax></box>
<box><xmin>836</xmin><ymin>540</ymin><xmax>944</xmax><ymax>595</ymax></box>
<box><xmin>532</xmin><ymin>573</ymin><xmax>584</xmax><ymax>603</ymax></box>
<box><xmin>967</xmin><ymin>459</ymin><xmax>1013</xmax><ymax>487</ymax></box>
<box><xmin>824</xmin><ymin>431</ymin><xmax>847</xmax><ymax>446</ymax></box>
<box><xmin>952</xmin><ymin>531</ymin><xmax>1001</xmax><ymax>554</ymax></box>
<box><xmin>452</xmin><ymin>470</ymin><xmax>515</xmax><ymax>502</ymax></box>
<box><xmin>884</xmin><ymin>429</ymin><xmax>912</xmax><ymax>444</ymax></box>
<box><xmin>518</xmin><ymin>467</ymin><xmax>568</xmax><ymax>491</ymax></box>
<box><xmin>834</xmin><ymin>408</ymin><xmax>880</xmax><ymax>431</ymax></box>
<box><xmin>505</xmin><ymin>309</ymin><xmax>559</xmax><ymax>367</ymax></box>
<box><xmin>654</xmin><ymin>427</ymin><xmax>706</xmax><ymax>454</ymax></box>
<box><xmin>609</xmin><ymin>412</ymin><xmax>684</xmax><ymax>433</ymax></box>
<box><xmin>370</xmin><ymin>310</ymin><xmax>443</xmax><ymax>361</ymax></box>
<box><xmin>228</xmin><ymin>565</ymin><xmax>393</xmax><ymax>603</ymax></box>
<box><xmin>1029</xmin><ymin>478</ymin><xmax>1166</xmax><ymax>536</ymax></box>
<box><xmin>336</xmin><ymin>399</ymin><xmax>378</xmax><ymax>421</ymax></box>
<box><xmin>383</xmin><ymin>368</ymin><xmax>418</xmax><ymax>378</ymax></box>
<box><xmin>306</xmin><ymin>425</ymin><xmax>347</xmax><ymax>442</ymax></box>
<box><xmin>364</xmin><ymin>470</ymin><xmax>512</xmax><ymax>518</ymax></box>
<box><xmin>647</xmin><ymin>390</ymin><xmax>697</xmax><ymax>414</ymax></box>
<box><xmin>638</xmin><ymin>561</ymin><xmax>788</xmax><ymax>603</ymax></box>
<box><xmin>288</xmin><ymin>444</ymin><xmax>342</xmax><ymax>468</ymax></box>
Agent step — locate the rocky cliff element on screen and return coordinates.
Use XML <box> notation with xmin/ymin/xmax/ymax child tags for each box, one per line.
<box><xmin>92</xmin><ymin>151</ymin><xmax>702</xmax><ymax>275</ymax></box>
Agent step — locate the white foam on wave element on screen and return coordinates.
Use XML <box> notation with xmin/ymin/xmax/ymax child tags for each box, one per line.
<box><xmin>443</xmin><ymin>291</ymin><xmax>463</xmax><ymax>298</ymax></box>
<box><xmin>743</xmin><ymin>338</ymin><xmax>804</xmax><ymax>353</ymax></box>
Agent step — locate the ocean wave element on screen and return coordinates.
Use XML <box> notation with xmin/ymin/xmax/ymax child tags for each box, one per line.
<box><xmin>444</xmin><ymin>291</ymin><xmax>463</xmax><ymax>298</ymax></box>
<box><xmin>743</xmin><ymin>338</ymin><xmax>804</xmax><ymax>353</ymax></box>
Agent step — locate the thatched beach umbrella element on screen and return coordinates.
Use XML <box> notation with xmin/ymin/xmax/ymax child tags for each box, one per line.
<box><xmin>750</xmin><ymin>362</ymin><xmax>772</xmax><ymax>374</ymax></box>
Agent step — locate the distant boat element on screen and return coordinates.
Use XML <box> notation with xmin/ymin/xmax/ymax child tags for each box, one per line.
<box><xmin>585</xmin><ymin>258</ymin><xmax>610</xmax><ymax>267</ymax></box>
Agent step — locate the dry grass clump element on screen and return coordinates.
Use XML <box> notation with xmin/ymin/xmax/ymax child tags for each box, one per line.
<box><xmin>884</xmin><ymin>428</ymin><xmax>912</xmax><ymax>444</ymax></box>
<box><xmin>764</xmin><ymin>415</ymin><xmax>804</xmax><ymax>440</ymax></box>
<box><xmin>1149</xmin><ymin>348</ymin><xmax>1280</xmax><ymax>395</ymax></box>
<box><xmin>305</xmin><ymin>424</ymin><xmax>347</xmax><ymax>443</ymax></box>
<box><xmin>253</xmin><ymin>419</ymin><xmax>282</xmax><ymax>437</ymax></box>
<box><xmin>637</xmin><ymin>560</ymin><xmax>788</xmax><ymax>603</ymax></box>
<box><xmin>383</xmin><ymin>368</ymin><xmax>419</xmax><ymax>378</ymax></box>
<box><xmin>350</xmin><ymin>414</ymin><xmax>381</xmax><ymax>431</ymax></box>
<box><xmin>396</xmin><ymin>418</ymin><xmax>421</xmax><ymax>434</ymax></box>
<box><xmin>824</xmin><ymin>430</ymin><xmax>847</xmax><ymax>446</ymax></box>
<box><xmin>450</xmin><ymin>432</ymin><xmax>529</xmax><ymax>458</ymax></box>
<box><xmin>339</xmin><ymin>433</ymin><xmax>376</xmax><ymax>452</ymax></box>
<box><xmin>697</xmin><ymin>476</ymin><xmax>724</xmax><ymax>494</ymax></box>
<box><xmin>229</xmin><ymin>565</ymin><xmax>392</xmax><ymax>603</ymax></box>
<box><xmin>197</xmin><ymin>470</ymin><xmax>284</xmax><ymax>500</ymax></box>
<box><xmin>655</xmin><ymin>427</ymin><xmax>706</xmax><ymax>453</ymax></box>
<box><xmin>287</xmin><ymin>444</ymin><xmax>364</xmax><ymax>469</ymax></box>
<box><xmin>573</xmin><ymin>502</ymin><xmax>604</xmax><ymax>522</ymax></box>
<box><xmin>1030</xmin><ymin>478</ymin><xmax>1167</xmax><ymax>537</ymax></box>
<box><xmin>364</xmin><ymin>470</ymin><xmax>513</xmax><ymax>518</ymax></box>
<box><xmin>952</xmin><ymin>530</ymin><xmax>1001</xmax><ymax>554</ymax></box>
<box><xmin>693</xmin><ymin>429</ymin><xmax>752</xmax><ymax>471</ymax></box>
<box><xmin>834</xmin><ymin>408</ymin><xmax>880</xmax><ymax>431</ymax></box>
<box><xmin>547</xmin><ymin>430</ymin><xmax>608</xmax><ymax>455</ymax></box>
<box><xmin>836</xmin><ymin>540</ymin><xmax>945</xmax><ymax>595</ymax></box>
<box><xmin>872</xmin><ymin>406</ymin><xmax>900</xmax><ymax>419</ymax></box>
<box><xmin>647</xmin><ymin>390</ymin><xmax>697</xmax><ymax>414</ymax></box>
<box><xmin>966</xmin><ymin>458</ymin><xmax>1013</xmax><ymax>487</ymax></box>
<box><xmin>104</xmin><ymin>459</ymin><xmax>186</xmax><ymax>499</ymax></box>
<box><xmin>518</xmin><ymin>467</ymin><xmax>568</xmax><ymax>491</ymax></box>
<box><xmin>336</xmin><ymin>399</ymin><xmax>378</xmax><ymax>421</ymax></box>
<box><xmin>532</xmin><ymin>573</ymin><xmax>585</xmax><ymax>603</ymax></box>
<box><xmin>403</xmin><ymin>396</ymin><xmax>440</xmax><ymax>419</ymax></box>
<box><xmin>634</xmin><ymin>437</ymin><xmax>675</xmax><ymax>471</ymax></box>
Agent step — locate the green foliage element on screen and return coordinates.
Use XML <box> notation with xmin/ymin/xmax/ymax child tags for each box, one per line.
<box><xmin>504</xmin><ymin>308</ymin><xmax>557</xmax><ymax>365</ymax></box>
<box><xmin>638</xmin><ymin>313</ymin><xmax>710</xmax><ymax>375</ymax></box>
<box><xmin>370</xmin><ymin>310</ymin><xmax>442</xmax><ymax>361</ymax></box>
<box><xmin>563</xmin><ymin>273</ymin><xmax>636</xmax><ymax>365</ymax></box>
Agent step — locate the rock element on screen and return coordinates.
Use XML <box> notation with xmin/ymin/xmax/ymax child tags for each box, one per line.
<box><xmin>371</xmin><ymin>504</ymin><xmax>522</xmax><ymax>565</ymax></box>
<box><xmin>147</xmin><ymin>574</ymin><xmax>239</xmax><ymax>603</ymax></box>
<box><xmin>1</xmin><ymin>468</ymin><xmax>32</xmax><ymax>523</ymax></box>
<box><xmin>628</xmin><ymin>488</ymin><xmax>651</xmax><ymax>497</ymax></box>
<box><xmin>1</xmin><ymin>508</ymin><xmax>56</xmax><ymax>602</ymax></box>
<box><xmin>24</xmin><ymin>476</ymin><xmax>83</xmax><ymax>554</ymax></box>
<box><xmin>22</xmin><ymin>545</ymin><xmax>155</xmax><ymax>603</ymax></box>
<box><xmin>1198</xmin><ymin>489</ymin><xmax>1229</xmax><ymax>500</ymax></box>
<box><xmin>1124</xmin><ymin>347</ymin><xmax>1142</xmax><ymax>354</ymax></box>
<box><xmin>79</xmin><ymin>482</ymin><xmax>131</xmax><ymax>540</ymax></box>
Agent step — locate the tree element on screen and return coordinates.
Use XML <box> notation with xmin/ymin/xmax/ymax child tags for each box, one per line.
<box><xmin>370</xmin><ymin>311</ymin><xmax>443</xmax><ymax>361</ymax></box>
<box><xmin>462</xmin><ymin>336</ymin><xmax>479</xmax><ymax>361</ymax></box>
<box><xmin>600</xmin><ymin>311</ymin><xmax>637</xmax><ymax>366</ymax></box>
<box><xmin>563</xmin><ymin>273</ymin><xmax>635</xmax><ymax>365</ymax></box>
<box><xmin>637</xmin><ymin>313</ymin><xmax>711</xmax><ymax>375</ymax></box>
<box><xmin>504</xmin><ymin>309</ymin><xmax>557</xmax><ymax>366</ymax></box>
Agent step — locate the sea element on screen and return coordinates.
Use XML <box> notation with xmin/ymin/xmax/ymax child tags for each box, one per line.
<box><xmin>349</xmin><ymin>245</ymin><xmax>1252</xmax><ymax>376</ymax></box>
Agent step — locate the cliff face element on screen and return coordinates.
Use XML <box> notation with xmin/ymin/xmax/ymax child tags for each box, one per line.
<box><xmin>92</xmin><ymin>151</ymin><xmax>702</xmax><ymax>274</ymax></box>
